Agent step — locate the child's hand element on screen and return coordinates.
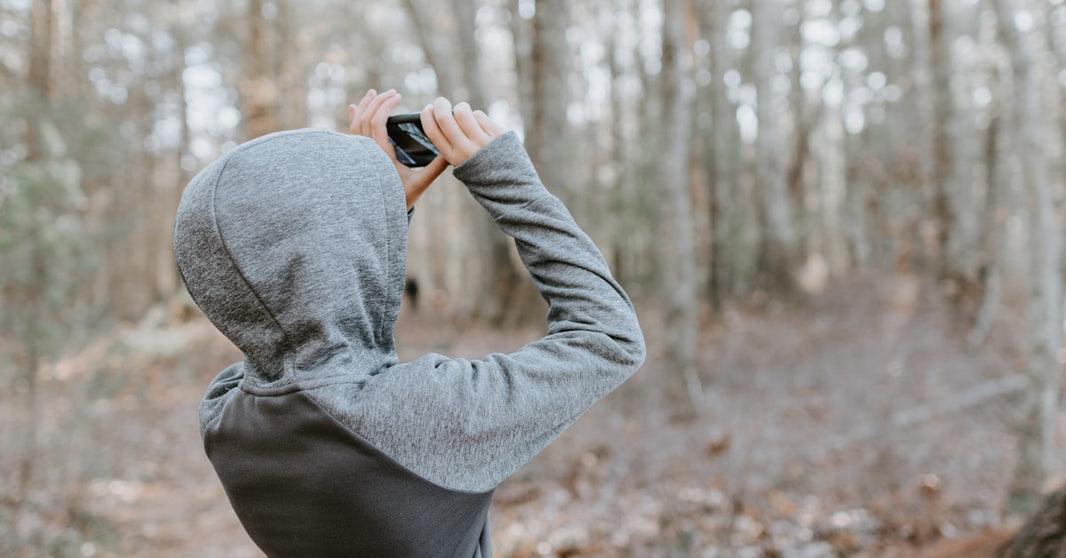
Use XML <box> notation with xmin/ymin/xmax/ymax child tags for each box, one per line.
<box><xmin>420</xmin><ymin>97</ymin><xmax>506</xmax><ymax>166</ymax></box>
<box><xmin>349</xmin><ymin>89</ymin><xmax>448</xmax><ymax>210</ymax></box>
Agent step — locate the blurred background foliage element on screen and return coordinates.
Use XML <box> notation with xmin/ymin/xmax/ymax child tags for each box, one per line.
<box><xmin>1</xmin><ymin>0</ymin><xmax>1066</xmax><ymax>555</ymax></box>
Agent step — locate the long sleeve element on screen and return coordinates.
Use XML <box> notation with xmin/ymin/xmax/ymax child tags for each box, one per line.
<box><xmin>306</xmin><ymin>131</ymin><xmax>646</xmax><ymax>493</ymax></box>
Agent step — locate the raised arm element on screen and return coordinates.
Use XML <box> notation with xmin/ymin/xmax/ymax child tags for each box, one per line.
<box><xmin>311</xmin><ymin>98</ymin><xmax>645</xmax><ymax>493</ymax></box>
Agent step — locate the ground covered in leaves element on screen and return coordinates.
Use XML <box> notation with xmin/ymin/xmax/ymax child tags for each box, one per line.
<box><xmin>1</xmin><ymin>274</ymin><xmax>1059</xmax><ymax>557</ymax></box>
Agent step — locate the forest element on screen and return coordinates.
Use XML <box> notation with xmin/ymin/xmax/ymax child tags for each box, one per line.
<box><xmin>2</xmin><ymin>0</ymin><xmax>1066</xmax><ymax>556</ymax></box>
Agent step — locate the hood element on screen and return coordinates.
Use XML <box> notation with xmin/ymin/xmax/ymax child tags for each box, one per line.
<box><xmin>173</xmin><ymin>129</ymin><xmax>408</xmax><ymax>385</ymax></box>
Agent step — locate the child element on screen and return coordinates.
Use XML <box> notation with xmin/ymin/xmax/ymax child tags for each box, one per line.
<box><xmin>173</xmin><ymin>90</ymin><xmax>645</xmax><ymax>557</ymax></box>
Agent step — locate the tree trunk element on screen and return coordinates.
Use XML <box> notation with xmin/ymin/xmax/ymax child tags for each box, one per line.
<box><xmin>786</xmin><ymin>0</ymin><xmax>811</xmax><ymax>257</ymax></box>
<box><xmin>659</xmin><ymin>0</ymin><xmax>702</xmax><ymax>413</ymax></box>
<box><xmin>50</xmin><ymin>0</ymin><xmax>72</xmax><ymax>100</ymax></box>
<box><xmin>15</xmin><ymin>233</ymin><xmax>44</xmax><ymax>508</ymax></box>
<box><xmin>462</xmin><ymin>0</ymin><xmax>569</xmax><ymax>326</ymax></box>
<box><xmin>967</xmin><ymin>55</ymin><xmax>1007</xmax><ymax>347</ymax></box>
<box><xmin>27</xmin><ymin>0</ymin><xmax>53</xmax><ymax>102</ymax></box>
<box><xmin>907</xmin><ymin>0</ymin><xmax>936</xmax><ymax>270</ymax></box>
<box><xmin>879</xmin><ymin>0</ymin><xmax>922</xmax><ymax>271</ymax></box>
<box><xmin>605</xmin><ymin>0</ymin><xmax>644</xmax><ymax>292</ymax></box>
<box><xmin>509</xmin><ymin>0</ymin><xmax>534</xmax><ymax>130</ymax></box>
<box><xmin>751</xmin><ymin>0</ymin><xmax>797</xmax><ymax>295</ymax></box>
<box><xmin>996</xmin><ymin>483</ymin><xmax>1066</xmax><ymax>557</ymax></box>
<box><xmin>928</xmin><ymin>0</ymin><xmax>976</xmax><ymax>297</ymax></box>
<box><xmin>241</xmin><ymin>0</ymin><xmax>280</xmax><ymax>139</ymax></box>
<box><xmin>699</xmin><ymin>0</ymin><xmax>734</xmax><ymax>310</ymax></box>
<box><xmin>528</xmin><ymin>0</ymin><xmax>570</xmax><ymax>200</ymax></box>
<box><xmin>451</xmin><ymin>0</ymin><xmax>487</xmax><ymax>108</ymax></box>
<box><xmin>928</xmin><ymin>0</ymin><xmax>952</xmax><ymax>269</ymax></box>
<box><xmin>166</xmin><ymin>9</ymin><xmax>192</xmax><ymax>299</ymax></box>
<box><xmin>1048</xmin><ymin>4</ymin><xmax>1066</xmax><ymax>218</ymax></box>
<box><xmin>15</xmin><ymin>0</ymin><xmax>56</xmax><ymax>508</ymax></box>
<box><xmin>993</xmin><ymin>0</ymin><xmax>1063</xmax><ymax>517</ymax></box>
<box><xmin>276</xmin><ymin>0</ymin><xmax>307</xmax><ymax>130</ymax></box>
<box><xmin>453</xmin><ymin>0</ymin><xmax>535</xmax><ymax>326</ymax></box>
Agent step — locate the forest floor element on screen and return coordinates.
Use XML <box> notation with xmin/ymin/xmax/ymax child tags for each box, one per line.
<box><xmin>2</xmin><ymin>272</ymin><xmax>1061</xmax><ymax>557</ymax></box>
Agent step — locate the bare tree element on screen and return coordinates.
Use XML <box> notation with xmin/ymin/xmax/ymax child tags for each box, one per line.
<box><xmin>276</xmin><ymin>0</ymin><xmax>308</xmax><ymax>130</ymax></box>
<box><xmin>968</xmin><ymin>5</ymin><xmax>1015</xmax><ymax>347</ymax></box>
<box><xmin>508</xmin><ymin>0</ymin><xmax>534</xmax><ymax>129</ymax></box>
<box><xmin>751</xmin><ymin>0</ymin><xmax>798</xmax><ymax>295</ymax></box>
<box><xmin>13</xmin><ymin>0</ymin><xmax>55</xmax><ymax>506</ymax></box>
<box><xmin>26</xmin><ymin>0</ymin><xmax>53</xmax><ymax>105</ymax></box>
<box><xmin>698</xmin><ymin>0</ymin><xmax>737</xmax><ymax>309</ymax></box>
<box><xmin>4</xmin><ymin>0</ymin><xmax>90</xmax><ymax>515</ymax></box>
<box><xmin>927</xmin><ymin>0</ymin><xmax>955</xmax><ymax>278</ymax></box>
<box><xmin>659</xmin><ymin>0</ymin><xmax>702</xmax><ymax>411</ymax></box>
<box><xmin>241</xmin><ymin>0</ymin><xmax>281</xmax><ymax>139</ymax></box>
<box><xmin>993</xmin><ymin>0</ymin><xmax>1063</xmax><ymax>516</ymax></box>
<box><xmin>451</xmin><ymin>0</ymin><xmax>487</xmax><ymax>107</ymax></box>
<box><xmin>785</xmin><ymin>0</ymin><xmax>813</xmax><ymax>259</ymax></box>
<box><xmin>927</xmin><ymin>0</ymin><xmax>985</xmax><ymax>304</ymax></box>
<box><xmin>528</xmin><ymin>0</ymin><xmax>570</xmax><ymax>199</ymax></box>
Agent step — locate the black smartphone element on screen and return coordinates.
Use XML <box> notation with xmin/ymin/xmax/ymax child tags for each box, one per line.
<box><xmin>386</xmin><ymin>114</ymin><xmax>439</xmax><ymax>167</ymax></box>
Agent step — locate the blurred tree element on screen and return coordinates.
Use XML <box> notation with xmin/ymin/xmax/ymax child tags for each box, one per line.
<box><xmin>275</xmin><ymin>0</ymin><xmax>307</xmax><ymax>131</ymax></box>
<box><xmin>995</xmin><ymin>483</ymin><xmax>1066</xmax><ymax>557</ymax></box>
<box><xmin>908</xmin><ymin>0</ymin><xmax>937</xmax><ymax>271</ymax></box>
<box><xmin>992</xmin><ymin>0</ymin><xmax>1063</xmax><ymax>517</ymax></box>
<box><xmin>1</xmin><ymin>0</ymin><xmax>92</xmax><ymax>514</ymax></box>
<box><xmin>928</xmin><ymin>0</ymin><xmax>957</xmax><ymax>280</ymax></box>
<box><xmin>968</xmin><ymin>2</ymin><xmax>1011</xmax><ymax>347</ymax></box>
<box><xmin>509</xmin><ymin>0</ymin><xmax>533</xmax><ymax>128</ymax></box>
<box><xmin>698</xmin><ymin>0</ymin><xmax>737</xmax><ymax>310</ymax></box>
<box><xmin>166</xmin><ymin>0</ymin><xmax>194</xmax><ymax>190</ymax></box>
<box><xmin>26</xmin><ymin>0</ymin><xmax>53</xmax><ymax>107</ymax></box>
<box><xmin>752</xmin><ymin>0</ymin><xmax>798</xmax><ymax>295</ymax></box>
<box><xmin>528</xmin><ymin>0</ymin><xmax>570</xmax><ymax>198</ymax></box>
<box><xmin>461</xmin><ymin>0</ymin><xmax>541</xmax><ymax>327</ymax></box>
<box><xmin>659</xmin><ymin>0</ymin><xmax>701</xmax><ymax>411</ymax></box>
<box><xmin>603</xmin><ymin>0</ymin><xmax>647</xmax><ymax>291</ymax></box>
<box><xmin>838</xmin><ymin>0</ymin><xmax>872</xmax><ymax>269</ymax></box>
<box><xmin>967</xmin><ymin>63</ymin><xmax>1006</xmax><ymax>347</ymax></box>
<box><xmin>785</xmin><ymin>0</ymin><xmax>812</xmax><ymax>261</ymax></box>
<box><xmin>1</xmin><ymin>118</ymin><xmax>89</xmax><ymax>503</ymax></box>
<box><xmin>1050</xmin><ymin>3</ymin><xmax>1066</xmax><ymax>189</ymax></box>
<box><xmin>450</xmin><ymin>0</ymin><xmax>486</xmax><ymax>108</ymax></box>
<box><xmin>401</xmin><ymin>0</ymin><xmax>459</xmax><ymax>95</ymax></box>
<box><xmin>242</xmin><ymin>0</ymin><xmax>282</xmax><ymax>139</ymax></box>
<box><xmin>876</xmin><ymin>0</ymin><xmax>923</xmax><ymax>272</ymax></box>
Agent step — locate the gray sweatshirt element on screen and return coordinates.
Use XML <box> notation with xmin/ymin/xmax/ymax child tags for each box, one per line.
<box><xmin>173</xmin><ymin>128</ymin><xmax>645</xmax><ymax>557</ymax></box>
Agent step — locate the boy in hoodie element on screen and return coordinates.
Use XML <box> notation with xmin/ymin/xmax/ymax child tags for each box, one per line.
<box><xmin>172</xmin><ymin>90</ymin><xmax>645</xmax><ymax>558</ymax></box>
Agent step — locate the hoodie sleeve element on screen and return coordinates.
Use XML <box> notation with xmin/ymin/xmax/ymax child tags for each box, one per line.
<box><xmin>308</xmin><ymin>131</ymin><xmax>645</xmax><ymax>493</ymax></box>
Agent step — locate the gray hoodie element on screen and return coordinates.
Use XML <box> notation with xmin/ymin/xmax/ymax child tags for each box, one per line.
<box><xmin>173</xmin><ymin>128</ymin><xmax>645</xmax><ymax>557</ymax></box>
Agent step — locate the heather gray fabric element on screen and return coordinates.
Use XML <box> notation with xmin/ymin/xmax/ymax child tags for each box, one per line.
<box><xmin>174</xmin><ymin>127</ymin><xmax>644</xmax><ymax>553</ymax></box>
<box><xmin>304</xmin><ymin>131</ymin><xmax>646</xmax><ymax>492</ymax></box>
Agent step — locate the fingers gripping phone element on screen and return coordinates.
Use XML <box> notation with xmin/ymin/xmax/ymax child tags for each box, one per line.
<box><xmin>386</xmin><ymin>114</ymin><xmax>440</xmax><ymax>167</ymax></box>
